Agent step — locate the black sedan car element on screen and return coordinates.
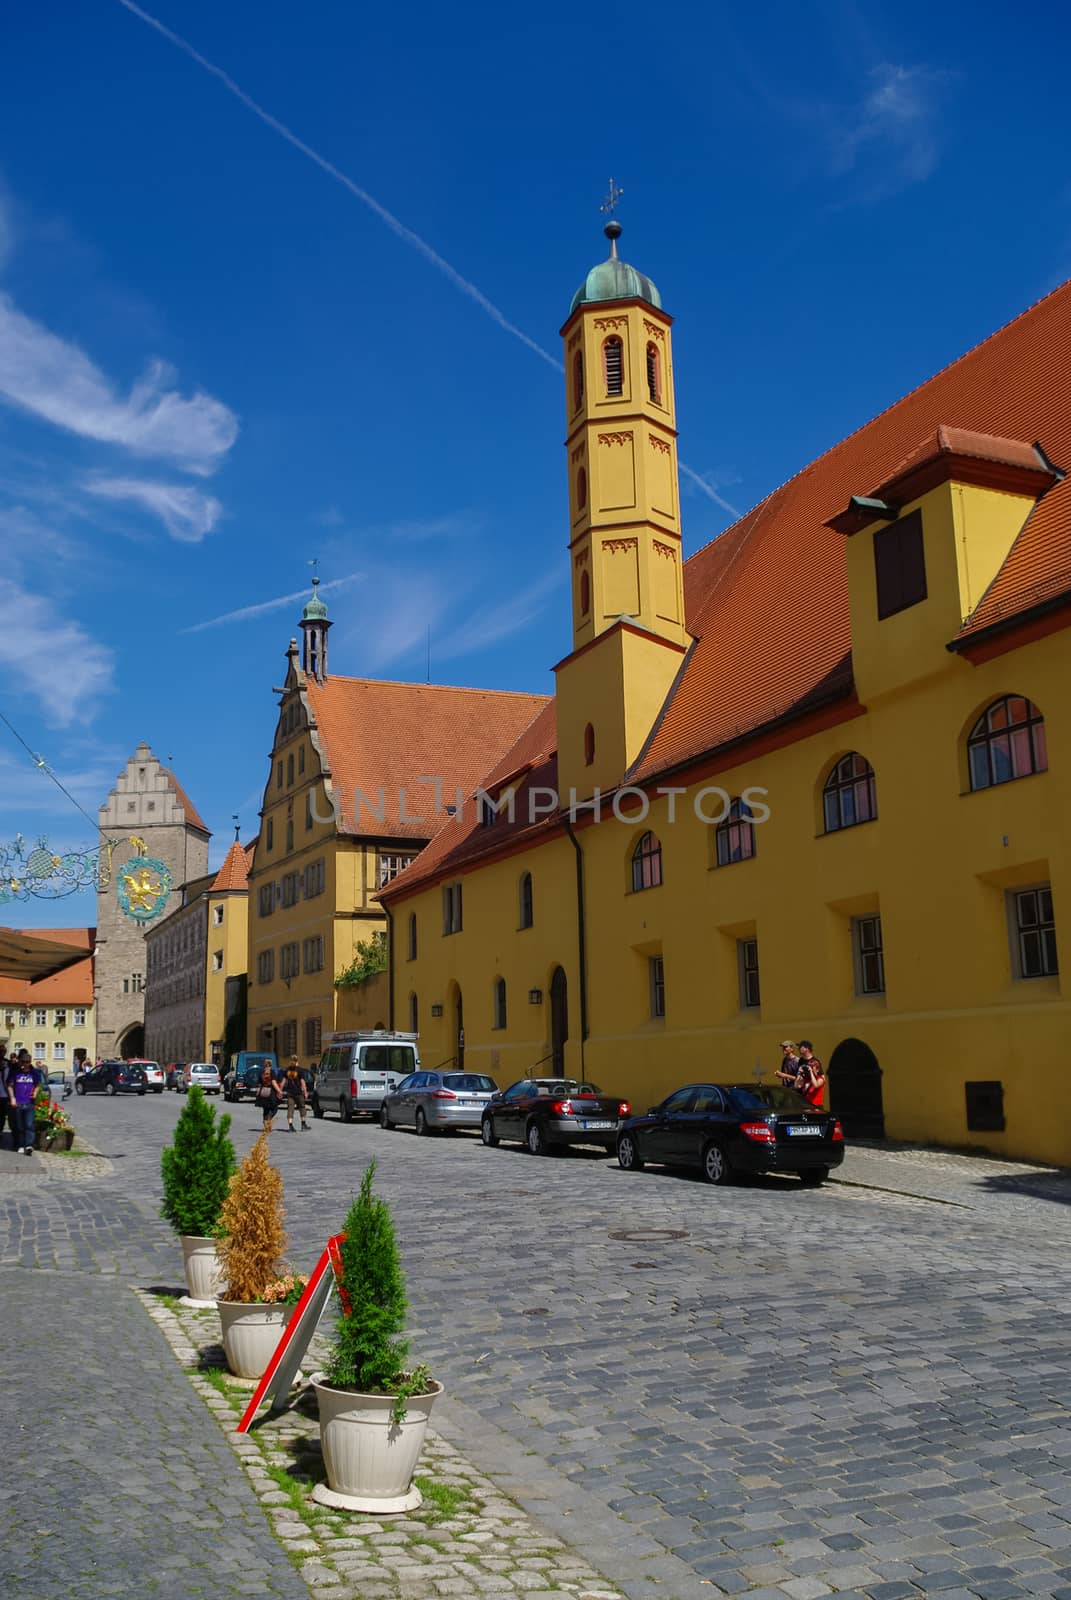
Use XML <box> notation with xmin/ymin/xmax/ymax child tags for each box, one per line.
<box><xmin>617</xmin><ymin>1082</ymin><xmax>844</xmax><ymax>1185</ymax></box>
<box><xmin>75</xmin><ymin>1061</ymin><xmax>147</xmax><ymax>1097</ymax></box>
<box><xmin>481</xmin><ymin>1077</ymin><xmax>631</xmax><ymax>1155</ymax></box>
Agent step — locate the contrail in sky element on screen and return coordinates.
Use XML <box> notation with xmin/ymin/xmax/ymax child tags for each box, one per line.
<box><xmin>181</xmin><ymin>572</ymin><xmax>362</xmax><ymax>633</ymax></box>
<box><xmin>114</xmin><ymin>0</ymin><xmax>561</xmax><ymax>372</ymax></box>
<box><xmin>115</xmin><ymin>0</ymin><xmax>739</xmax><ymax>524</ymax></box>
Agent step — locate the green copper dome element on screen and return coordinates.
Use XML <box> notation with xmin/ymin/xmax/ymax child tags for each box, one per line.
<box><xmin>570</xmin><ymin>222</ymin><xmax>661</xmax><ymax>315</ymax></box>
<box><xmin>302</xmin><ymin>577</ymin><xmax>328</xmax><ymax>621</ymax></box>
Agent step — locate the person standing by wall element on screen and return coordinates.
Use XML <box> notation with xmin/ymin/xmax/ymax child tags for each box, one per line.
<box><xmin>795</xmin><ymin>1041</ymin><xmax>827</xmax><ymax>1109</ymax></box>
<box><xmin>774</xmin><ymin>1041</ymin><xmax>801</xmax><ymax>1087</ymax></box>
<box><xmin>8</xmin><ymin>1049</ymin><xmax>43</xmax><ymax>1156</ymax></box>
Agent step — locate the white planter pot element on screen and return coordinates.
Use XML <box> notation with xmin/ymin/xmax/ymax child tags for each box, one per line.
<box><xmin>311</xmin><ymin>1377</ymin><xmax>443</xmax><ymax>1513</ymax></box>
<box><xmin>217</xmin><ymin>1299</ymin><xmax>291</xmax><ymax>1380</ymax></box>
<box><xmin>181</xmin><ymin>1236</ymin><xmax>223</xmax><ymax>1307</ymax></box>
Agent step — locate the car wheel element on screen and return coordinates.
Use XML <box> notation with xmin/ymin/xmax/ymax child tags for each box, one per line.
<box><xmin>106</xmin><ymin>1082</ymin><xmax>117</xmax><ymax>1097</ymax></box>
<box><xmin>526</xmin><ymin>1119</ymin><xmax>549</xmax><ymax>1156</ymax></box>
<box><xmin>415</xmin><ymin>1108</ymin><xmax>428</xmax><ymax>1137</ymax></box>
<box><xmin>800</xmin><ymin>1167</ymin><xmax>829</xmax><ymax>1187</ymax></box>
<box><xmin>312</xmin><ymin>1097</ymin><xmax>324</xmax><ymax>1120</ymax></box>
<box><xmin>380</xmin><ymin>1103</ymin><xmax>393</xmax><ymax>1130</ymax></box>
<box><xmin>481</xmin><ymin>1116</ymin><xmax>499</xmax><ymax>1147</ymax></box>
<box><xmin>701</xmin><ymin>1142</ymin><xmax>731</xmax><ymax>1185</ymax></box>
<box><xmin>617</xmin><ymin>1132</ymin><xmax>644</xmax><ymax>1172</ymax></box>
<box><xmin>76</xmin><ymin>1081</ymin><xmax>86</xmax><ymax>1096</ymax></box>
<box><xmin>339</xmin><ymin>1096</ymin><xmax>352</xmax><ymax>1124</ymax></box>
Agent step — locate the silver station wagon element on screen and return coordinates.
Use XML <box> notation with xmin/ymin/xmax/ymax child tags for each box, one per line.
<box><xmin>380</xmin><ymin>1071</ymin><xmax>499</xmax><ymax>1135</ymax></box>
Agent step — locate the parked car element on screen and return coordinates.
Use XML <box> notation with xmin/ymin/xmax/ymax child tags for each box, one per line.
<box><xmin>313</xmin><ymin>1032</ymin><xmax>420</xmax><ymax>1122</ymax></box>
<box><xmin>481</xmin><ymin>1077</ymin><xmax>630</xmax><ymax>1155</ymax></box>
<box><xmin>223</xmin><ymin>1051</ymin><xmax>278</xmax><ymax>1101</ymax></box>
<box><xmin>616</xmin><ymin>1082</ymin><xmax>845</xmax><ymax>1186</ymax></box>
<box><xmin>183</xmin><ymin>1062</ymin><xmax>222</xmax><ymax>1095</ymax></box>
<box><xmin>46</xmin><ymin>1069</ymin><xmax>71</xmax><ymax>1101</ymax></box>
<box><xmin>130</xmin><ymin>1059</ymin><xmax>164</xmax><ymax>1093</ymax></box>
<box><xmin>75</xmin><ymin>1061</ymin><xmax>147</xmax><ymax>1096</ymax></box>
<box><xmin>380</xmin><ymin>1071</ymin><xmax>498</xmax><ymax>1134</ymax></box>
<box><xmin>165</xmin><ymin>1063</ymin><xmax>187</xmax><ymax>1090</ymax></box>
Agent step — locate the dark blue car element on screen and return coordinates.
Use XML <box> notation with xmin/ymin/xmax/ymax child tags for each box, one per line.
<box><xmin>616</xmin><ymin>1082</ymin><xmax>844</xmax><ymax>1186</ymax></box>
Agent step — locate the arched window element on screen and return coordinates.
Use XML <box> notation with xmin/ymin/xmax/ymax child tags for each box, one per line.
<box><xmin>573</xmin><ymin>350</ymin><xmax>584</xmax><ymax>410</ymax></box>
<box><xmin>968</xmin><ymin>696</ymin><xmax>1047</xmax><ymax>790</ymax></box>
<box><xmin>577</xmin><ymin>466</ymin><xmax>587</xmax><ymax>510</ymax></box>
<box><xmin>715</xmin><ymin>797</ymin><xmax>756</xmax><ymax>866</ymax></box>
<box><xmin>286</xmin><ymin>753</ymin><xmax>294</xmax><ymax>785</ymax></box>
<box><xmin>493</xmin><ymin>977</ymin><xmax>507</xmax><ymax>1030</ymax></box>
<box><xmin>298</xmin><ymin>746</ymin><xmax>305</xmax><ymax>775</ymax></box>
<box><xmin>406</xmin><ymin>912</ymin><xmax>417</xmax><ymax>961</ymax></box>
<box><xmin>584</xmin><ymin>722</ymin><xmax>595</xmax><ymax>765</ymax></box>
<box><xmin>603</xmin><ymin>336</ymin><xmax>624</xmax><ymax>396</ymax></box>
<box><xmin>408</xmin><ymin>992</ymin><xmax>418</xmax><ymax>1033</ymax></box>
<box><xmin>823</xmin><ymin>754</ymin><xmax>877</xmax><ymax>833</ymax></box>
<box><xmin>646</xmin><ymin>342</ymin><xmax>661</xmax><ymax>404</ymax></box>
<box><xmin>579</xmin><ymin>569</ymin><xmax>591</xmax><ymax>617</ymax></box>
<box><xmin>631</xmin><ymin>830</ymin><xmax>663</xmax><ymax>892</ymax></box>
<box><xmin>519</xmin><ymin>871</ymin><xmax>533</xmax><ymax>929</ymax></box>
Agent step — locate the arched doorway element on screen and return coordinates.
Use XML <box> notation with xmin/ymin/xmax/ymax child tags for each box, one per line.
<box><xmin>549</xmin><ymin>967</ymin><xmax>568</xmax><ymax>1075</ymax></box>
<box><xmin>117</xmin><ymin>1023</ymin><xmax>144</xmax><ymax>1060</ymax></box>
<box><xmin>829</xmin><ymin>1038</ymin><xmax>884</xmax><ymax>1138</ymax></box>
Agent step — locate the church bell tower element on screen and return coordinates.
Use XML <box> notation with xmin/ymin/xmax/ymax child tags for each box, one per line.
<box><xmin>555</xmin><ymin>214</ymin><xmax>690</xmax><ymax>799</ymax></box>
<box><xmin>299</xmin><ymin>577</ymin><xmax>332</xmax><ymax>683</ymax></box>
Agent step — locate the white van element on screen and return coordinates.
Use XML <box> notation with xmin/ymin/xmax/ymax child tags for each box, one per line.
<box><xmin>312</xmin><ymin>1031</ymin><xmax>420</xmax><ymax>1122</ymax></box>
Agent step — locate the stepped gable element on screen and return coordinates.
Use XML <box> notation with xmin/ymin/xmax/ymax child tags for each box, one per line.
<box><xmin>304</xmin><ymin>676</ymin><xmax>550</xmax><ymax>841</ymax></box>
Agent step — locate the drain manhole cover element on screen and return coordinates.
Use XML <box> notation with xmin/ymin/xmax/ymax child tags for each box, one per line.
<box><xmin>608</xmin><ymin>1228</ymin><xmax>689</xmax><ymax>1243</ymax></box>
<box><xmin>522</xmin><ymin>1306</ymin><xmax>549</xmax><ymax>1316</ymax></box>
<box><xmin>631</xmin><ymin>1261</ymin><xmax>659</xmax><ymax>1269</ymax></box>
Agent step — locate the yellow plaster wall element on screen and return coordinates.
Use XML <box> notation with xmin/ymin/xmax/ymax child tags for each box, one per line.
<box><xmin>203</xmin><ymin>890</ymin><xmax>248</xmax><ymax>1059</ymax></box>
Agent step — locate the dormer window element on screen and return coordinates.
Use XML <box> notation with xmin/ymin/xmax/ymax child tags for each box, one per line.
<box><xmin>874</xmin><ymin>510</ymin><xmax>927</xmax><ymax>619</ymax></box>
<box><xmin>603</xmin><ymin>336</ymin><xmax>623</xmax><ymax>396</ymax></box>
<box><xmin>646</xmin><ymin>342</ymin><xmax>661</xmax><ymax>404</ymax></box>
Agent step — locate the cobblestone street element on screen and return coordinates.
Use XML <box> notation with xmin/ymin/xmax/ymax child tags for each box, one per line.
<box><xmin>4</xmin><ymin>1096</ymin><xmax>1071</xmax><ymax>1600</ymax></box>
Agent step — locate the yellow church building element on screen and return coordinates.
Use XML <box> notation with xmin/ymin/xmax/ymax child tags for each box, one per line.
<box><xmin>380</xmin><ymin>220</ymin><xmax>1071</xmax><ymax>1165</ymax></box>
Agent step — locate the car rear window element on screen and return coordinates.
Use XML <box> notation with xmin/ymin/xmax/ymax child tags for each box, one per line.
<box><xmin>443</xmin><ymin>1074</ymin><xmax>496</xmax><ymax>1092</ymax></box>
<box><xmin>729</xmin><ymin>1084</ymin><xmax>810</xmax><ymax>1114</ymax></box>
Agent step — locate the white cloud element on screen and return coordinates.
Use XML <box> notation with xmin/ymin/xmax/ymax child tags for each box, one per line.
<box><xmin>181</xmin><ymin>572</ymin><xmax>363</xmax><ymax>633</ymax></box>
<box><xmin>435</xmin><ymin>570</ymin><xmax>564</xmax><ymax>663</ymax></box>
<box><xmin>830</xmin><ymin>64</ymin><xmax>946</xmax><ymax>194</ymax></box>
<box><xmin>0</xmin><ymin>577</ymin><xmax>113</xmax><ymax>726</ymax></box>
<box><xmin>85</xmin><ymin>476</ymin><xmax>222</xmax><ymax>542</ymax></box>
<box><xmin>0</xmin><ymin>293</ymin><xmax>238</xmax><ymax>472</ymax></box>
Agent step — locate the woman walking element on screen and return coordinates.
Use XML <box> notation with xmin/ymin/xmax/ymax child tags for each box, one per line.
<box><xmin>254</xmin><ymin>1065</ymin><xmax>281</xmax><ymax>1130</ymax></box>
<box><xmin>283</xmin><ymin>1057</ymin><xmax>310</xmax><ymax>1133</ymax></box>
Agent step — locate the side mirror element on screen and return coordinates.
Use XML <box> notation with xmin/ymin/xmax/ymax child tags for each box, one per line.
<box><xmin>647</xmin><ymin>1105</ymin><xmax>661</xmax><ymax>1116</ymax></box>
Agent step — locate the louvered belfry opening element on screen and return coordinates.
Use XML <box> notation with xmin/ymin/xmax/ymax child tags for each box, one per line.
<box><xmin>603</xmin><ymin>336</ymin><xmax>623</xmax><ymax>395</ymax></box>
<box><xmin>646</xmin><ymin>342</ymin><xmax>661</xmax><ymax>404</ymax></box>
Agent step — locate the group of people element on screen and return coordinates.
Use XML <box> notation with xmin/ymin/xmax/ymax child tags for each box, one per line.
<box><xmin>255</xmin><ymin>1057</ymin><xmax>314</xmax><ymax>1132</ymax></box>
<box><xmin>775</xmin><ymin>1039</ymin><xmax>827</xmax><ymax>1107</ymax></box>
<box><xmin>0</xmin><ymin>1042</ymin><xmax>44</xmax><ymax>1156</ymax></box>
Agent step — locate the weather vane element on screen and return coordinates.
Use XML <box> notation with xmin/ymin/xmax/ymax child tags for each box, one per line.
<box><xmin>600</xmin><ymin>178</ymin><xmax>624</xmax><ymax>218</ymax></box>
<box><xmin>232</xmin><ymin>813</ymin><xmax>241</xmax><ymax>840</ymax></box>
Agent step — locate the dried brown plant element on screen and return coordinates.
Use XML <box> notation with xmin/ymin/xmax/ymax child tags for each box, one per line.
<box><xmin>217</xmin><ymin>1131</ymin><xmax>287</xmax><ymax>1303</ymax></box>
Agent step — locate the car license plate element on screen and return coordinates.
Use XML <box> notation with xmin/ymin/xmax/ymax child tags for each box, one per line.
<box><xmin>580</xmin><ymin>1119</ymin><xmax>612</xmax><ymax>1130</ymax></box>
<box><xmin>786</xmin><ymin>1125</ymin><xmax>821</xmax><ymax>1136</ymax></box>
<box><xmin>457</xmin><ymin>1099</ymin><xmax>478</xmax><ymax>1106</ymax></box>
<box><xmin>363</xmin><ymin>1080</ymin><xmax>385</xmax><ymax>1089</ymax></box>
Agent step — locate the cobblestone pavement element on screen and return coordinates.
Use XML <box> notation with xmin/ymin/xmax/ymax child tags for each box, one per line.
<box><xmin>5</xmin><ymin>1091</ymin><xmax>1071</xmax><ymax>1600</ymax></box>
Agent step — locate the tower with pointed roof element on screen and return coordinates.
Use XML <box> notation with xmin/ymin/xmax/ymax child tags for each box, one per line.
<box><xmin>300</xmin><ymin>577</ymin><xmax>332</xmax><ymax>683</ymax></box>
<box><xmin>555</xmin><ymin>219</ymin><xmax>690</xmax><ymax>799</ymax></box>
<box><xmin>94</xmin><ymin>743</ymin><xmax>210</xmax><ymax>1058</ymax></box>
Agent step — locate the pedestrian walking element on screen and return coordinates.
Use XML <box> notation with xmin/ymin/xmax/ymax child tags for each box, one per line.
<box><xmin>795</xmin><ymin>1041</ymin><xmax>827</xmax><ymax>1108</ymax></box>
<box><xmin>8</xmin><ymin>1048</ymin><xmax>43</xmax><ymax>1156</ymax></box>
<box><xmin>283</xmin><ymin>1057</ymin><xmax>310</xmax><ymax>1132</ymax></box>
<box><xmin>254</xmin><ymin>1065</ymin><xmax>281</xmax><ymax>1130</ymax></box>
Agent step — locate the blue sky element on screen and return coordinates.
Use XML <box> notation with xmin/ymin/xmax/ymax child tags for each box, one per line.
<box><xmin>2</xmin><ymin>0</ymin><xmax>1069</xmax><ymax>929</ymax></box>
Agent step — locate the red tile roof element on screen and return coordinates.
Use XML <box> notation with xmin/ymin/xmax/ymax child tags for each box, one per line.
<box><xmin>383</xmin><ymin>276</ymin><xmax>1071</xmax><ymax>898</ymax></box>
<box><xmin>160</xmin><ymin>767</ymin><xmax>210</xmax><ymax>835</ymax></box>
<box><xmin>0</xmin><ymin>927</ymin><xmax>95</xmax><ymax>1005</ymax></box>
<box><xmin>304</xmin><ymin>676</ymin><xmax>550</xmax><ymax>840</ymax></box>
<box><xmin>210</xmin><ymin>840</ymin><xmax>251</xmax><ymax>893</ymax></box>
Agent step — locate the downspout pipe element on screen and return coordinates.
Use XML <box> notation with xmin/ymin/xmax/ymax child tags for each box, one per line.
<box><xmin>563</xmin><ymin>818</ymin><xmax>589</xmax><ymax>1072</ymax></box>
<box><xmin>383</xmin><ymin>905</ymin><xmax>395</xmax><ymax>1032</ymax></box>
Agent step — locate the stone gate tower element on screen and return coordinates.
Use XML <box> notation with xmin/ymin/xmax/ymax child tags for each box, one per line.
<box><xmin>94</xmin><ymin>743</ymin><xmax>210</xmax><ymax>1058</ymax></box>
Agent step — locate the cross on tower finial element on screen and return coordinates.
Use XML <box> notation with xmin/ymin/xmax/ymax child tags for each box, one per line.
<box><xmin>600</xmin><ymin>178</ymin><xmax>624</xmax><ymax>218</ymax></box>
<box><xmin>308</xmin><ymin>556</ymin><xmax>319</xmax><ymax>588</ymax></box>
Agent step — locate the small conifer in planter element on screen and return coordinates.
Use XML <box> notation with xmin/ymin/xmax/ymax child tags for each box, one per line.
<box><xmin>161</xmin><ymin>1085</ymin><xmax>235</xmax><ymax>1303</ymax></box>
<box><xmin>312</xmin><ymin>1160</ymin><xmax>440</xmax><ymax>1513</ymax></box>
<box><xmin>215</xmin><ymin>1132</ymin><xmax>293</xmax><ymax>1379</ymax></box>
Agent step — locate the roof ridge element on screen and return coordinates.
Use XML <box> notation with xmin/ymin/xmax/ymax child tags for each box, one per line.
<box><xmin>685</xmin><ymin>276</ymin><xmax>1071</xmax><ymax>568</ymax></box>
<box><xmin>308</xmin><ymin>675</ymin><xmax>550</xmax><ymax>699</ymax></box>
